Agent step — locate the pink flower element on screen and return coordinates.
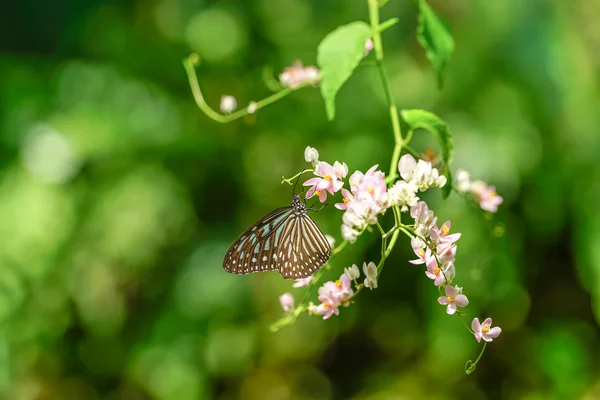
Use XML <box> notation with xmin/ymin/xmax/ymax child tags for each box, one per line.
<box><xmin>364</xmin><ymin>39</ymin><xmax>374</xmax><ymax>56</ymax></box>
<box><xmin>335</xmin><ymin>188</ymin><xmax>354</xmax><ymax>210</ymax></box>
<box><xmin>409</xmin><ymin>245</ymin><xmax>431</xmax><ymax>265</ymax></box>
<box><xmin>319</xmin><ymin>275</ymin><xmax>354</xmax><ymax>305</ymax></box>
<box><xmin>437</xmin><ymin>285</ymin><xmax>469</xmax><ymax>315</ymax></box>
<box><xmin>279</xmin><ymin>61</ymin><xmax>321</xmax><ymax>88</ymax></box>
<box><xmin>472</xmin><ymin>317</ymin><xmax>502</xmax><ymax>343</ymax></box>
<box><xmin>425</xmin><ymin>257</ymin><xmax>449</xmax><ymax>286</ymax></box>
<box><xmin>436</xmin><ymin>242</ymin><xmax>457</xmax><ymax>265</ymax></box>
<box><xmin>292</xmin><ymin>277</ymin><xmax>314</xmax><ymax>288</ymax></box>
<box><xmin>279</xmin><ymin>293</ymin><xmax>295</xmax><ymax>312</ymax></box>
<box><xmin>430</xmin><ymin>220</ymin><xmax>461</xmax><ymax>245</ymax></box>
<box><xmin>471</xmin><ymin>181</ymin><xmax>503</xmax><ymax>213</ymax></box>
<box><xmin>352</xmin><ymin>165</ymin><xmax>387</xmax><ymax>205</ymax></box>
<box><xmin>304</xmin><ymin>161</ymin><xmax>347</xmax><ymax>202</ymax></box>
<box><xmin>411</xmin><ymin>201</ymin><xmax>437</xmax><ymax>238</ymax></box>
<box><xmin>316</xmin><ymin>293</ymin><xmax>340</xmax><ymax>320</ymax></box>
<box><xmin>398</xmin><ymin>154</ymin><xmax>417</xmax><ymax>181</ymax></box>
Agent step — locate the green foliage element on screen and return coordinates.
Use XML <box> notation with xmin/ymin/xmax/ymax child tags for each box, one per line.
<box><xmin>317</xmin><ymin>21</ymin><xmax>372</xmax><ymax>120</ymax></box>
<box><xmin>401</xmin><ymin>109</ymin><xmax>453</xmax><ymax>198</ymax></box>
<box><xmin>416</xmin><ymin>0</ymin><xmax>455</xmax><ymax>89</ymax></box>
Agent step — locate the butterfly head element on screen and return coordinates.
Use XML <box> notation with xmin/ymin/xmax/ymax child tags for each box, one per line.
<box><xmin>291</xmin><ymin>194</ymin><xmax>306</xmax><ymax>215</ymax></box>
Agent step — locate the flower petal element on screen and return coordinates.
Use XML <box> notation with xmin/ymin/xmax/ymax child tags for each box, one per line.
<box><xmin>486</xmin><ymin>327</ymin><xmax>502</xmax><ymax>339</ymax></box>
<box><xmin>437</xmin><ymin>296</ymin><xmax>449</xmax><ymax>305</ymax></box>
<box><xmin>445</xmin><ymin>285</ymin><xmax>458</xmax><ymax>297</ymax></box>
<box><xmin>483</xmin><ymin>317</ymin><xmax>493</xmax><ymax>327</ymax></box>
<box><xmin>446</xmin><ymin>303</ymin><xmax>457</xmax><ymax>315</ymax></box>
<box><xmin>454</xmin><ymin>294</ymin><xmax>469</xmax><ymax>307</ymax></box>
<box><xmin>471</xmin><ymin>318</ymin><xmax>481</xmax><ymax>333</ymax></box>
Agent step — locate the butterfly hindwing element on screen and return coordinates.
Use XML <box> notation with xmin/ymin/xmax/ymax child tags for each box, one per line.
<box><xmin>276</xmin><ymin>214</ymin><xmax>331</xmax><ymax>279</ymax></box>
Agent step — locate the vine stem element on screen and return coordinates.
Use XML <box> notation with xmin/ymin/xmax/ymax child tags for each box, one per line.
<box><xmin>367</xmin><ymin>0</ymin><xmax>404</xmax><ymax>181</ymax></box>
<box><xmin>182</xmin><ymin>54</ymin><xmax>309</xmax><ymax>123</ymax></box>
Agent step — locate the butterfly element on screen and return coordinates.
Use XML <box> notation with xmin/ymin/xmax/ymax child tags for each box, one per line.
<box><xmin>223</xmin><ymin>194</ymin><xmax>331</xmax><ymax>279</ymax></box>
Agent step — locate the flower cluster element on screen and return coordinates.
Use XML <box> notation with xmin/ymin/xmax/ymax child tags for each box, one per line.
<box><xmin>279</xmin><ymin>61</ymin><xmax>321</xmax><ymax>88</ymax></box>
<box><xmin>281</xmin><ymin>262</ymin><xmax>378</xmax><ymax>320</ymax></box>
<box><xmin>410</xmin><ymin>201</ymin><xmax>460</xmax><ymax>287</ymax></box>
<box><xmin>456</xmin><ymin>169</ymin><xmax>503</xmax><ymax>213</ymax></box>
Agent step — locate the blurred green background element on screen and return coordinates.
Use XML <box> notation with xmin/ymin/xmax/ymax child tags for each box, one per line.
<box><xmin>1</xmin><ymin>0</ymin><xmax>600</xmax><ymax>399</ymax></box>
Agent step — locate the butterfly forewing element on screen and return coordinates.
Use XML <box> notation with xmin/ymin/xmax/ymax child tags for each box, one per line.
<box><xmin>223</xmin><ymin>195</ymin><xmax>331</xmax><ymax>279</ymax></box>
<box><xmin>223</xmin><ymin>207</ymin><xmax>293</xmax><ymax>275</ymax></box>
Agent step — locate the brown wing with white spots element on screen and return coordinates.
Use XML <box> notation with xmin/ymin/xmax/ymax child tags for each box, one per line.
<box><xmin>223</xmin><ymin>207</ymin><xmax>292</xmax><ymax>275</ymax></box>
<box><xmin>275</xmin><ymin>214</ymin><xmax>331</xmax><ymax>279</ymax></box>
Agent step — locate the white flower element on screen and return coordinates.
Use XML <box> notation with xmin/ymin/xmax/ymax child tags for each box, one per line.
<box><xmin>341</xmin><ymin>224</ymin><xmax>360</xmax><ymax>243</ymax></box>
<box><xmin>304</xmin><ymin>146</ymin><xmax>319</xmax><ymax>166</ymax></box>
<box><xmin>397</xmin><ymin>154</ymin><xmax>445</xmax><ymax>191</ymax></box>
<box><xmin>344</xmin><ymin>264</ymin><xmax>360</xmax><ymax>280</ymax></box>
<box><xmin>456</xmin><ymin>169</ymin><xmax>471</xmax><ymax>193</ymax></box>
<box><xmin>292</xmin><ymin>277</ymin><xmax>314</xmax><ymax>288</ymax></box>
<box><xmin>247</xmin><ymin>101</ymin><xmax>257</xmax><ymax>114</ymax></box>
<box><xmin>363</xmin><ymin>261</ymin><xmax>378</xmax><ymax>289</ymax></box>
<box><xmin>388</xmin><ymin>180</ymin><xmax>419</xmax><ymax>211</ymax></box>
<box><xmin>220</xmin><ymin>95</ymin><xmax>237</xmax><ymax>114</ymax></box>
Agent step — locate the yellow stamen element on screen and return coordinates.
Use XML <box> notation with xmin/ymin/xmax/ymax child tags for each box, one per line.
<box><xmin>323</xmin><ymin>174</ymin><xmax>333</xmax><ymax>181</ymax></box>
<box><xmin>418</xmin><ymin>249</ymin><xmax>425</xmax><ymax>258</ymax></box>
<box><xmin>335</xmin><ymin>279</ymin><xmax>342</xmax><ymax>288</ymax></box>
<box><xmin>482</xmin><ymin>326</ymin><xmax>490</xmax><ymax>334</ymax></box>
<box><xmin>343</xmin><ymin>197</ymin><xmax>350</xmax><ymax>204</ymax></box>
<box><xmin>434</xmin><ymin>267</ymin><xmax>441</xmax><ymax>276</ymax></box>
<box><xmin>442</xmin><ymin>225</ymin><xmax>450</xmax><ymax>235</ymax></box>
<box><xmin>368</xmin><ymin>187</ymin><xmax>374</xmax><ymax>195</ymax></box>
<box><xmin>448</xmin><ymin>296</ymin><xmax>455</xmax><ymax>303</ymax></box>
<box><xmin>315</xmin><ymin>189</ymin><xmax>321</xmax><ymax>196</ymax></box>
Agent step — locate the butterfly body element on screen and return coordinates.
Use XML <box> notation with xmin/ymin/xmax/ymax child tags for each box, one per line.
<box><xmin>223</xmin><ymin>195</ymin><xmax>331</xmax><ymax>279</ymax></box>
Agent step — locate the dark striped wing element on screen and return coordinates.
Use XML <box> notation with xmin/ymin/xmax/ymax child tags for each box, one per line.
<box><xmin>275</xmin><ymin>214</ymin><xmax>331</xmax><ymax>279</ymax></box>
<box><xmin>223</xmin><ymin>207</ymin><xmax>294</xmax><ymax>275</ymax></box>
<box><xmin>223</xmin><ymin>209</ymin><xmax>331</xmax><ymax>279</ymax></box>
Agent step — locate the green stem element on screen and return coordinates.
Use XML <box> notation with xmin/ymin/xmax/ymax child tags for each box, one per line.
<box><xmin>465</xmin><ymin>342</ymin><xmax>487</xmax><ymax>374</ymax></box>
<box><xmin>367</xmin><ymin>0</ymin><xmax>404</xmax><ymax>183</ymax></box>
<box><xmin>183</xmin><ymin>54</ymin><xmax>309</xmax><ymax>124</ymax></box>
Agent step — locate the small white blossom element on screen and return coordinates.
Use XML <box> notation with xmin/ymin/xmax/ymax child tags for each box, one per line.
<box><xmin>344</xmin><ymin>264</ymin><xmax>361</xmax><ymax>280</ymax></box>
<box><xmin>304</xmin><ymin>146</ymin><xmax>319</xmax><ymax>166</ymax></box>
<box><xmin>388</xmin><ymin>180</ymin><xmax>419</xmax><ymax>211</ymax></box>
<box><xmin>456</xmin><ymin>169</ymin><xmax>471</xmax><ymax>193</ymax></box>
<box><xmin>363</xmin><ymin>261</ymin><xmax>378</xmax><ymax>289</ymax></box>
<box><xmin>220</xmin><ymin>95</ymin><xmax>237</xmax><ymax>114</ymax></box>
<box><xmin>364</xmin><ymin>39</ymin><xmax>374</xmax><ymax>56</ymax></box>
<box><xmin>247</xmin><ymin>101</ymin><xmax>257</xmax><ymax>114</ymax></box>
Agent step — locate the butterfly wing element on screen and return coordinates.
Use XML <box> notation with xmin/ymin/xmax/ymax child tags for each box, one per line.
<box><xmin>223</xmin><ymin>207</ymin><xmax>293</xmax><ymax>275</ymax></box>
<box><xmin>276</xmin><ymin>214</ymin><xmax>331</xmax><ymax>279</ymax></box>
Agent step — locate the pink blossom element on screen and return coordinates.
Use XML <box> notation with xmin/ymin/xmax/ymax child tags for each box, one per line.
<box><xmin>335</xmin><ymin>188</ymin><xmax>354</xmax><ymax>210</ymax></box>
<box><xmin>352</xmin><ymin>165</ymin><xmax>387</xmax><ymax>205</ymax></box>
<box><xmin>304</xmin><ymin>161</ymin><xmax>347</xmax><ymax>203</ymax></box>
<box><xmin>436</xmin><ymin>241</ymin><xmax>457</xmax><ymax>265</ymax></box>
<box><xmin>319</xmin><ymin>275</ymin><xmax>354</xmax><ymax>305</ymax></box>
<box><xmin>411</xmin><ymin>201</ymin><xmax>437</xmax><ymax>238</ymax></box>
<box><xmin>279</xmin><ymin>293</ymin><xmax>295</xmax><ymax>312</ymax></box>
<box><xmin>364</xmin><ymin>38</ymin><xmax>374</xmax><ymax>56</ymax></box>
<box><xmin>409</xmin><ymin>244</ymin><xmax>431</xmax><ymax>265</ymax></box>
<box><xmin>292</xmin><ymin>277</ymin><xmax>314</xmax><ymax>288</ymax></box>
<box><xmin>279</xmin><ymin>61</ymin><xmax>321</xmax><ymax>88</ymax></box>
<box><xmin>471</xmin><ymin>181</ymin><xmax>503</xmax><ymax>213</ymax></box>
<box><xmin>425</xmin><ymin>257</ymin><xmax>448</xmax><ymax>286</ymax></box>
<box><xmin>472</xmin><ymin>317</ymin><xmax>502</xmax><ymax>343</ymax></box>
<box><xmin>437</xmin><ymin>285</ymin><xmax>469</xmax><ymax>315</ymax></box>
<box><xmin>316</xmin><ymin>293</ymin><xmax>340</xmax><ymax>320</ymax></box>
<box><xmin>430</xmin><ymin>220</ymin><xmax>461</xmax><ymax>245</ymax></box>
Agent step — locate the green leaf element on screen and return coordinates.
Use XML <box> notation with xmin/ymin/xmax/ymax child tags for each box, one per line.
<box><xmin>401</xmin><ymin>109</ymin><xmax>454</xmax><ymax>198</ymax></box>
<box><xmin>416</xmin><ymin>0</ymin><xmax>455</xmax><ymax>89</ymax></box>
<box><xmin>317</xmin><ymin>21</ymin><xmax>372</xmax><ymax>120</ymax></box>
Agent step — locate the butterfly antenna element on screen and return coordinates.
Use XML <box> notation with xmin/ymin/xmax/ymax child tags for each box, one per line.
<box><xmin>307</xmin><ymin>201</ymin><xmax>333</xmax><ymax>212</ymax></box>
<box><xmin>292</xmin><ymin>169</ymin><xmax>306</xmax><ymax>195</ymax></box>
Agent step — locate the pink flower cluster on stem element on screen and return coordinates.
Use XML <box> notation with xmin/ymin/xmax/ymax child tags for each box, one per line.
<box><xmin>456</xmin><ymin>169</ymin><xmax>503</xmax><ymax>213</ymax></box>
